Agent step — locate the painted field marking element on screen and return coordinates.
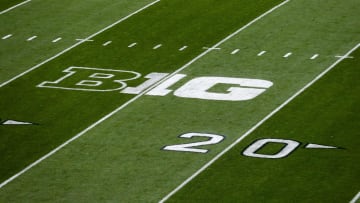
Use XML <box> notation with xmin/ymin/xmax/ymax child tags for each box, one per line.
<box><xmin>103</xmin><ymin>41</ymin><xmax>112</xmax><ymax>46</ymax></box>
<box><xmin>0</xmin><ymin>0</ymin><xmax>291</xmax><ymax>190</ymax></box>
<box><xmin>257</xmin><ymin>50</ymin><xmax>266</xmax><ymax>56</ymax></box>
<box><xmin>128</xmin><ymin>42</ymin><xmax>137</xmax><ymax>48</ymax></box>
<box><xmin>76</xmin><ymin>38</ymin><xmax>94</xmax><ymax>42</ymax></box>
<box><xmin>26</xmin><ymin>36</ymin><xmax>37</xmax><ymax>41</ymax></box>
<box><xmin>159</xmin><ymin>42</ymin><xmax>360</xmax><ymax>203</ymax></box>
<box><xmin>231</xmin><ymin>49</ymin><xmax>240</xmax><ymax>55</ymax></box>
<box><xmin>283</xmin><ymin>52</ymin><xmax>292</xmax><ymax>58</ymax></box>
<box><xmin>153</xmin><ymin>44</ymin><xmax>162</xmax><ymax>49</ymax></box>
<box><xmin>52</xmin><ymin>37</ymin><xmax>62</xmax><ymax>43</ymax></box>
<box><xmin>2</xmin><ymin>34</ymin><xmax>12</xmax><ymax>40</ymax></box>
<box><xmin>335</xmin><ymin>55</ymin><xmax>354</xmax><ymax>59</ymax></box>
<box><xmin>350</xmin><ymin>191</ymin><xmax>360</xmax><ymax>203</ymax></box>
<box><xmin>310</xmin><ymin>54</ymin><xmax>319</xmax><ymax>60</ymax></box>
<box><xmin>0</xmin><ymin>0</ymin><xmax>160</xmax><ymax>88</ymax></box>
<box><xmin>203</xmin><ymin>47</ymin><xmax>221</xmax><ymax>51</ymax></box>
<box><xmin>0</xmin><ymin>0</ymin><xmax>31</xmax><ymax>15</ymax></box>
<box><xmin>179</xmin><ymin>46</ymin><xmax>188</xmax><ymax>51</ymax></box>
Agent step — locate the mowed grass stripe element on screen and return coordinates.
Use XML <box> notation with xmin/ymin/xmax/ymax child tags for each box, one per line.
<box><xmin>0</xmin><ymin>0</ymin><xmax>283</xmax><ymax>184</ymax></box>
<box><xmin>168</xmin><ymin>46</ymin><xmax>360</xmax><ymax>203</ymax></box>
<box><xmin>1</xmin><ymin>0</ymin><xmax>358</xmax><ymax>202</ymax></box>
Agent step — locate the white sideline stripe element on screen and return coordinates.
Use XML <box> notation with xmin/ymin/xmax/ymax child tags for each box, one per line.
<box><xmin>310</xmin><ymin>54</ymin><xmax>319</xmax><ymax>60</ymax></box>
<box><xmin>0</xmin><ymin>0</ymin><xmax>31</xmax><ymax>15</ymax></box>
<box><xmin>2</xmin><ymin>34</ymin><xmax>13</xmax><ymax>39</ymax></box>
<box><xmin>179</xmin><ymin>46</ymin><xmax>187</xmax><ymax>51</ymax></box>
<box><xmin>153</xmin><ymin>44</ymin><xmax>162</xmax><ymax>49</ymax></box>
<box><xmin>128</xmin><ymin>42</ymin><xmax>137</xmax><ymax>47</ymax></box>
<box><xmin>52</xmin><ymin>37</ymin><xmax>62</xmax><ymax>43</ymax></box>
<box><xmin>27</xmin><ymin>35</ymin><xmax>37</xmax><ymax>41</ymax></box>
<box><xmin>283</xmin><ymin>52</ymin><xmax>292</xmax><ymax>58</ymax></box>
<box><xmin>103</xmin><ymin>41</ymin><xmax>112</xmax><ymax>46</ymax></box>
<box><xmin>231</xmin><ymin>49</ymin><xmax>240</xmax><ymax>55</ymax></box>
<box><xmin>159</xmin><ymin>42</ymin><xmax>360</xmax><ymax>203</ymax></box>
<box><xmin>350</xmin><ymin>191</ymin><xmax>360</xmax><ymax>203</ymax></box>
<box><xmin>0</xmin><ymin>0</ymin><xmax>290</xmax><ymax>191</ymax></box>
<box><xmin>0</xmin><ymin>0</ymin><xmax>160</xmax><ymax>88</ymax></box>
<box><xmin>258</xmin><ymin>50</ymin><xmax>266</xmax><ymax>56</ymax></box>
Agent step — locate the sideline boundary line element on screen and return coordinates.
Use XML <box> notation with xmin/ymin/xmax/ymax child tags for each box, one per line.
<box><xmin>0</xmin><ymin>0</ymin><xmax>160</xmax><ymax>88</ymax></box>
<box><xmin>159</xmin><ymin>42</ymin><xmax>360</xmax><ymax>202</ymax></box>
<box><xmin>0</xmin><ymin>0</ymin><xmax>290</xmax><ymax>189</ymax></box>
<box><xmin>0</xmin><ymin>0</ymin><xmax>31</xmax><ymax>15</ymax></box>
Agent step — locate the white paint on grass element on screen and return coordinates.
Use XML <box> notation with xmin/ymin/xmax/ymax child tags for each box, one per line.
<box><xmin>179</xmin><ymin>46</ymin><xmax>188</xmax><ymax>51</ymax></box>
<box><xmin>2</xmin><ymin>120</ymin><xmax>33</xmax><ymax>125</ymax></box>
<box><xmin>350</xmin><ymin>191</ymin><xmax>360</xmax><ymax>203</ymax></box>
<box><xmin>203</xmin><ymin>47</ymin><xmax>221</xmax><ymax>51</ymax></box>
<box><xmin>335</xmin><ymin>55</ymin><xmax>354</xmax><ymax>59</ymax></box>
<box><xmin>52</xmin><ymin>37</ymin><xmax>62</xmax><ymax>43</ymax></box>
<box><xmin>231</xmin><ymin>49</ymin><xmax>240</xmax><ymax>55</ymax></box>
<box><xmin>128</xmin><ymin>42</ymin><xmax>137</xmax><ymax>48</ymax></box>
<box><xmin>0</xmin><ymin>0</ymin><xmax>160</xmax><ymax>88</ymax></box>
<box><xmin>103</xmin><ymin>41</ymin><xmax>112</xmax><ymax>46</ymax></box>
<box><xmin>310</xmin><ymin>54</ymin><xmax>319</xmax><ymax>60</ymax></box>
<box><xmin>2</xmin><ymin>34</ymin><xmax>12</xmax><ymax>40</ymax></box>
<box><xmin>257</xmin><ymin>50</ymin><xmax>266</xmax><ymax>56</ymax></box>
<box><xmin>76</xmin><ymin>38</ymin><xmax>94</xmax><ymax>42</ymax></box>
<box><xmin>159</xmin><ymin>42</ymin><xmax>360</xmax><ymax>203</ymax></box>
<box><xmin>283</xmin><ymin>52</ymin><xmax>292</xmax><ymax>58</ymax></box>
<box><xmin>153</xmin><ymin>44</ymin><xmax>162</xmax><ymax>49</ymax></box>
<box><xmin>0</xmin><ymin>0</ymin><xmax>292</xmax><ymax>190</ymax></box>
<box><xmin>27</xmin><ymin>36</ymin><xmax>37</xmax><ymax>41</ymax></box>
<box><xmin>0</xmin><ymin>0</ymin><xmax>31</xmax><ymax>15</ymax></box>
<box><xmin>305</xmin><ymin>143</ymin><xmax>337</xmax><ymax>149</ymax></box>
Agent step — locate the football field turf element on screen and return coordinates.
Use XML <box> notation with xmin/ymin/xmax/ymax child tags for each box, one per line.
<box><xmin>0</xmin><ymin>0</ymin><xmax>359</xmax><ymax>202</ymax></box>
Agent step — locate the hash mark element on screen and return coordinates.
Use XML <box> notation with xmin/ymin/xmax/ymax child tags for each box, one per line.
<box><xmin>179</xmin><ymin>46</ymin><xmax>188</xmax><ymax>51</ymax></box>
<box><xmin>283</xmin><ymin>52</ymin><xmax>292</xmax><ymax>58</ymax></box>
<box><xmin>128</xmin><ymin>42</ymin><xmax>137</xmax><ymax>48</ymax></box>
<box><xmin>2</xmin><ymin>34</ymin><xmax>12</xmax><ymax>40</ymax></box>
<box><xmin>153</xmin><ymin>44</ymin><xmax>162</xmax><ymax>49</ymax></box>
<box><xmin>231</xmin><ymin>49</ymin><xmax>240</xmax><ymax>55</ymax></box>
<box><xmin>103</xmin><ymin>41</ymin><xmax>112</xmax><ymax>46</ymax></box>
<box><xmin>52</xmin><ymin>37</ymin><xmax>62</xmax><ymax>43</ymax></box>
<box><xmin>257</xmin><ymin>51</ymin><xmax>266</xmax><ymax>56</ymax></box>
<box><xmin>27</xmin><ymin>35</ymin><xmax>37</xmax><ymax>41</ymax></box>
<box><xmin>310</xmin><ymin>54</ymin><xmax>319</xmax><ymax>60</ymax></box>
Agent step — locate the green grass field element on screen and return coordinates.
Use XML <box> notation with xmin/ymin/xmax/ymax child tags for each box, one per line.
<box><xmin>0</xmin><ymin>0</ymin><xmax>359</xmax><ymax>202</ymax></box>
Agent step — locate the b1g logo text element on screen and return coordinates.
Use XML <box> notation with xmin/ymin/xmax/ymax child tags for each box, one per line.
<box><xmin>37</xmin><ymin>66</ymin><xmax>273</xmax><ymax>101</ymax></box>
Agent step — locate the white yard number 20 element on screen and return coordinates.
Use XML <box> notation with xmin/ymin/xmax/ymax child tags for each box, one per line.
<box><xmin>163</xmin><ymin>134</ymin><xmax>301</xmax><ymax>159</ymax></box>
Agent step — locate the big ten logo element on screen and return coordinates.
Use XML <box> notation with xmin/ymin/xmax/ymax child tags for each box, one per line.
<box><xmin>37</xmin><ymin>66</ymin><xmax>141</xmax><ymax>92</ymax></box>
<box><xmin>37</xmin><ymin>66</ymin><xmax>273</xmax><ymax>101</ymax></box>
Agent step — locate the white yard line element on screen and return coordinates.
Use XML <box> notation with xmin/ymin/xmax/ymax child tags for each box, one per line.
<box><xmin>0</xmin><ymin>0</ymin><xmax>31</xmax><ymax>15</ymax></box>
<box><xmin>0</xmin><ymin>0</ymin><xmax>160</xmax><ymax>88</ymax></box>
<box><xmin>350</xmin><ymin>191</ymin><xmax>360</xmax><ymax>203</ymax></box>
<box><xmin>0</xmin><ymin>0</ymin><xmax>291</xmax><ymax>190</ymax></box>
<box><xmin>159</xmin><ymin>42</ymin><xmax>360</xmax><ymax>202</ymax></box>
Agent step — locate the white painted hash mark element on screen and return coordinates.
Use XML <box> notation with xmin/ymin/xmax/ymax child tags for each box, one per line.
<box><xmin>159</xmin><ymin>42</ymin><xmax>360</xmax><ymax>203</ymax></box>
<box><xmin>0</xmin><ymin>0</ymin><xmax>160</xmax><ymax>89</ymax></box>
<box><xmin>0</xmin><ymin>0</ymin><xmax>31</xmax><ymax>15</ymax></box>
<box><xmin>283</xmin><ymin>52</ymin><xmax>292</xmax><ymax>58</ymax></box>
<box><xmin>258</xmin><ymin>50</ymin><xmax>266</xmax><ymax>56</ymax></box>
<box><xmin>76</xmin><ymin>38</ymin><xmax>94</xmax><ymax>42</ymax></box>
<box><xmin>2</xmin><ymin>120</ymin><xmax>34</xmax><ymax>125</ymax></box>
<box><xmin>305</xmin><ymin>144</ymin><xmax>337</xmax><ymax>149</ymax></box>
<box><xmin>231</xmin><ymin>49</ymin><xmax>240</xmax><ymax>55</ymax></box>
<box><xmin>128</xmin><ymin>42</ymin><xmax>137</xmax><ymax>48</ymax></box>
<box><xmin>350</xmin><ymin>191</ymin><xmax>360</xmax><ymax>203</ymax></box>
<box><xmin>27</xmin><ymin>36</ymin><xmax>37</xmax><ymax>41</ymax></box>
<box><xmin>103</xmin><ymin>41</ymin><xmax>112</xmax><ymax>46</ymax></box>
<box><xmin>2</xmin><ymin>34</ymin><xmax>12</xmax><ymax>40</ymax></box>
<box><xmin>179</xmin><ymin>46</ymin><xmax>188</xmax><ymax>51</ymax></box>
<box><xmin>335</xmin><ymin>55</ymin><xmax>354</xmax><ymax>59</ymax></box>
<box><xmin>310</xmin><ymin>54</ymin><xmax>319</xmax><ymax>60</ymax></box>
<box><xmin>153</xmin><ymin>44</ymin><xmax>162</xmax><ymax>49</ymax></box>
<box><xmin>52</xmin><ymin>37</ymin><xmax>62</xmax><ymax>43</ymax></box>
